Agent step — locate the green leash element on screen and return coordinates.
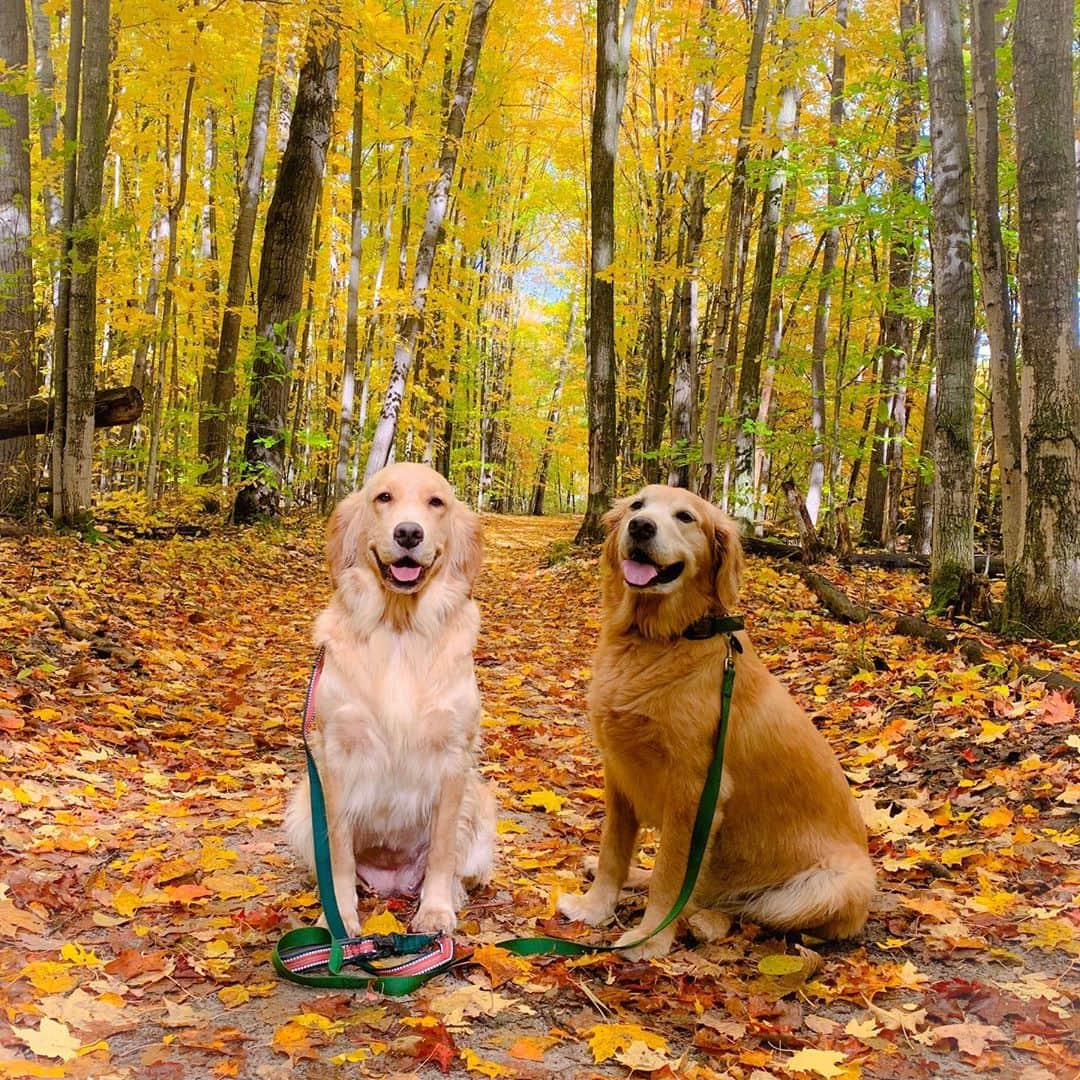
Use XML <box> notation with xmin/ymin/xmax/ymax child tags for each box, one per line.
<box><xmin>273</xmin><ymin>617</ymin><xmax>743</xmax><ymax>993</ymax></box>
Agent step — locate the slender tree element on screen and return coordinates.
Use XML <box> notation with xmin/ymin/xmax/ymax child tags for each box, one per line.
<box><xmin>334</xmin><ymin>50</ymin><xmax>364</xmax><ymax>503</ymax></box>
<box><xmin>806</xmin><ymin>0</ymin><xmax>848</xmax><ymax>525</ymax></box>
<box><xmin>730</xmin><ymin>0</ymin><xmax>806</xmax><ymax>519</ymax></box>
<box><xmin>924</xmin><ymin>0</ymin><xmax>975</xmax><ymax>611</ymax></box>
<box><xmin>970</xmin><ymin>0</ymin><xmax>1021</xmax><ymax>568</ymax></box>
<box><xmin>364</xmin><ymin>0</ymin><xmax>494</xmax><ymax>480</ymax></box>
<box><xmin>199</xmin><ymin>11</ymin><xmax>277</xmax><ymax>484</ymax></box>
<box><xmin>1004</xmin><ymin>0</ymin><xmax>1080</xmax><ymax>639</ymax></box>
<box><xmin>861</xmin><ymin>0</ymin><xmax>919</xmax><ymax>546</ymax></box>
<box><xmin>575</xmin><ymin>0</ymin><xmax>637</xmax><ymax>542</ymax></box>
<box><xmin>52</xmin><ymin>0</ymin><xmax>110</xmax><ymax>526</ymax></box>
<box><xmin>532</xmin><ymin>300</ymin><xmax>577</xmax><ymax>514</ymax></box>
<box><xmin>0</xmin><ymin>0</ymin><xmax>36</xmax><ymax>514</ymax></box>
<box><xmin>234</xmin><ymin>28</ymin><xmax>339</xmax><ymax>522</ymax></box>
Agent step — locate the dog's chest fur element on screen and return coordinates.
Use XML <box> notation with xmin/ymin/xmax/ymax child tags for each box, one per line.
<box><xmin>315</xmin><ymin>603</ymin><xmax>481</xmax><ymax>842</ymax></box>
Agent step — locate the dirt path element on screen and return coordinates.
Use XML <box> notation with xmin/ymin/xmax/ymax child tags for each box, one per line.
<box><xmin>0</xmin><ymin>515</ymin><xmax>1076</xmax><ymax>1078</ymax></box>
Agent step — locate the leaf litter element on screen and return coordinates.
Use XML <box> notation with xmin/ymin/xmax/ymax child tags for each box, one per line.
<box><xmin>0</xmin><ymin>514</ymin><xmax>1077</xmax><ymax>1077</ymax></box>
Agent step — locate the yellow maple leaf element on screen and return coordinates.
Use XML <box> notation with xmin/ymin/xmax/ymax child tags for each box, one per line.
<box><xmin>587</xmin><ymin>1023</ymin><xmax>667</xmax><ymax>1064</ymax></box>
<box><xmin>362</xmin><ymin>909</ymin><xmax>406</xmax><ymax>935</ymax></box>
<box><xmin>978</xmin><ymin>806</ymin><xmax>1014</xmax><ymax>830</ymax></box>
<box><xmin>784</xmin><ymin>1047</ymin><xmax>848</xmax><ymax>1077</ymax></box>
<box><xmin>469</xmin><ymin>943</ymin><xmax>532</xmax><ymax>988</ymax></box>
<box><xmin>460</xmin><ymin>1048</ymin><xmax>513</xmax><ymax>1077</ymax></box>
<box><xmin>9</xmin><ymin>1019</ymin><xmax>83</xmax><ymax>1063</ymax></box>
<box><xmin>217</xmin><ymin>986</ymin><xmax>250</xmax><ymax>1008</ymax></box>
<box><xmin>977</xmin><ymin>719</ymin><xmax>1009</xmax><ymax>744</ymax></box>
<box><xmin>522</xmin><ymin>789</ymin><xmax>565</xmax><ymax>813</ymax></box>
<box><xmin>59</xmin><ymin>943</ymin><xmax>101</xmax><ymax>967</ymax></box>
<box><xmin>18</xmin><ymin>961</ymin><xmax>78</xmax><ymax>994</ymax></box>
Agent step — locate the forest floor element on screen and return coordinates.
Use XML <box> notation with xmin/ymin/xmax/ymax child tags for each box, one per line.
<box><xmin>1</xmin><ymin>511</ymin><xmax>1078</xmax><ymax>1079</ymax></box>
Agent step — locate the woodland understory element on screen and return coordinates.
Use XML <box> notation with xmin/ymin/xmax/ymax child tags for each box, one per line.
<box><xmin>0</xmin><ymin>513</ymin><xmax>1077</xmax><ymax>1078</ymax></box>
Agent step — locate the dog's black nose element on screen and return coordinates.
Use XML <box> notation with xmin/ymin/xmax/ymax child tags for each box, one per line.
<box><xmin>627</xmin><ymin>516</ymin><xmax>656</xmax><ymax>541</ymax></box>
<box><xmin>393</xmin><ymin>521</ymin><xmax>424</xmax><ymax>549</ymax></box>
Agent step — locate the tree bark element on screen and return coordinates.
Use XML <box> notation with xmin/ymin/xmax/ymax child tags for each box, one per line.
<box><xmin>334</xmin><ymin>50</ymin><xmax>364</xmax><ymax>504</ymax></box>
<box><xmin>924</xmin><ymin>0</ymin><xmax>976</xmax><ymax>613</ymax></box>
<box><xmin>29</xmin><ymin>0</ymin><xmax>61</xmax><ymax>231</ymax></box>
<box><xmin>730</xmin><ymin>0</ymin><xmax>806</xmax><ymax>519</ymax></box>
<box><xmin>52</xmin><ymin>0</ymin><xmax>110</xmax><ymax>526</ymax></box>
<box><xmin>574</xmin><ymin>0</ymin><xmax>636</xmax><ymax>543</ymax></box>
<box><xmin>234</xmin><ymin>28</ymin><xmax>339</xmax><ymax>522</ymax></box>
<box><xmin>1004</xmin><ymin>0</ymin><xmax>1080</xmax><ymax>640</ymax></box>
<box><xmin>532</xmin><ymin>300</ymin><xmax>577</xmax><ymax>515</ymax></box>
<box><xmin>200</xmin><ymin>11</ymin><xmax>277</xmax><ymax>485</ymax></box>
<box><xmin>699</xmin><ymin>0</ymin><xmax>769</xmax><ymax>499</ymax></box>
<box><xmin>364</xmin><ymin>0</ymin><xmax>493</xmax><ymax>481</ymax></box>
<box><xmin>970</xmin><ymin>0</ymin><xmax>1021</xmax><ymax>569</ymax></box>
<box><xmin>806</xmin><ymin>0</ymin><xmax>848</xmax><ymax>527</ymax></box>
<box><xmin>0</xmin><ymin>0</ymin><xmax>37</xmax><ymax>514</ymax></box>
<box><xmin>861</xmin><ymin>0</ymin><xmax>919</xmax><ymax>546</ymax></box>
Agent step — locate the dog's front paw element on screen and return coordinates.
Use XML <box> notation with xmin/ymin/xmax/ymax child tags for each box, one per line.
<box><xmin>557</xmin><ymin>889</ymin><xmax>615</xmax><ymax>927</ymax></box>
<box><xmin>318</xmin><ymin>908</ymin><xmax>363</xmax><ymax>939</ymax></box>
<box><xmin>613</xmin><ymin>925</ymin><xmax>675</xmax><ymax>961</ymax></box>
<box><xmin>413</xmin><ymin>903</ymin><xmax>457</xmax><ymax>934</ymax></box>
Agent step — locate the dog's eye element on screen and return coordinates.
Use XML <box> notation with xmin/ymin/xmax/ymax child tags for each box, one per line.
<box><xmin>375</xmin><ymin>491</ymin><xmax>393</xmax><ymax>504</ymax></box>
<box><xmin>630</xmin><ymin>500</ymin><xmax>644</xmax><ymax>511</ymax></box>
<box><xmin>429</xmin><ymin>496</ymin><xmax>445</xmax><ymax>508</ymax></box>
<box><xmin>675</xmin><ymin>510</ymin><xmax>695</xmax><ymax>523</ymax></box>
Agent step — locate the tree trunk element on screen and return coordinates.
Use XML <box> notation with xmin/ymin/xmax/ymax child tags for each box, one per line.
<box><xmin>1004</xmin><ymin>0</ymin><xmax>1080</xmax><ymax>640</ymax></box>
<box><xmin>145</xmin><ymin>73</ymin><xmax>195</xmax><ymax>505</ymax></box>
<box><xmin>234</xmin><ymin>28</ymin><xmax>339</xmax><ymax>522</ymax></box>
<box><xmin>52</xmin><ymin>0</ymin><xmax>110</xmax><ymax>526</ymax></box>
<box><xmin>924</xmin><ymin>0</ymin><xmax>976</xmax><ymax>613</ymax></box>
<box><xmin>911</xmin><ymin>359</ymin><xmax>936</xmax><ymax>557</ymax></box>
<box><xmin>806</xmin><ymin>0</ymin><xmax>848</xmax><ymax>527</ymax></box>
<box><xmin>699</xmin><ymin>0</ymin><xmax>769</xmax><ymax>499</ymax></box>
<box><xmin>29</xmin><ymin>0</ymin><xmax>61</xmax><ymax>231</ymax></box>
<box><xmin>970</xmin><ymin>0</ymin><xmax>1021</xmax><ymax>568</ymax></box>
<box><xmin>334</xmin><ymin>51</ymin><xmax>364</xmax><ymax>504</ymax></box>
<box><xmin>365</xmin><ymin>0</ymin><xmax>493</xmax><ymax>481</ymax></box>
<box><xmin>861</xmin><ymin>0</ymin><xmax>919</xmax><ymax>546</ymax></box>
<box><xmin>200</xmin><ymin>11</ymin><xmax>277</xmax><ymax>485</ymax></box>
<box><xmin>730</xmin><ymin>0</ymin><xmax>806</xmax><ymax>519</ymax></box>
<box><xmin>0</xmin><ymin>0</ymin><xmax>36</xmax><ymax>515</ymax></box>
<box><xmin>532</xmin><ymin>300</ymin><xmax>577</xmax><ymax>515</ymax></box>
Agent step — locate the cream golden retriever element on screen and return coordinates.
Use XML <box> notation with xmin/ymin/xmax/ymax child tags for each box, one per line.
<box><xmin>285</xmin><ymin>462</ymin><xmax>495</xmax><ymax>935</ymax></box>
<box><xmin>557</xmin><ymin>484</ymin><xmax>874</xmax><ymax>959</ymax></box>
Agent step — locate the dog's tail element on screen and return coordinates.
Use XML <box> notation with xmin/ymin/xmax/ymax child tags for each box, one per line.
<box><xmin>739</xmin><ymin>849</ymin><xmax>875</xmax><ymax>940</ymax></box>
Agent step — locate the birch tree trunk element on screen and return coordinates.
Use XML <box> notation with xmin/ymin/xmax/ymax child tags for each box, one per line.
<box><xmin>234</xmin><ymin>29</ymin><xmax>339</xmax><ymax>522</ymax></box>
<box><xmin>199</xmin><ymin>11</ymin><xmax>276</xmax><ymax>484</ymax></box>
<box><xmin>730</xmin><ymin>0</ymin><xmax>806</xmax><ymax>519</ymax></box>
<box><xmin>53</xmin><ymin>0</ymin><xmax>110</xmax><ymax>526</ymax></box>
<box><xmin>970</xmin><ymin>0</ymin><xmax>1021</xmax><ymax>568</ymax></box>
<box><xmin>334</xmin><ymin>50</ymin><xmax>363</xmax><ymax>504</ymax></box>
<box><xmin>364</xmin><ymin>0</ymin><xmax>493</xmax><ymax>480</ymax></box>
<box><xmin>699</xmin><ymin>0</ymin><xmax>769</xmax><ymax>498</ymax></box>
<box><xmin>0</xmin><ymin>0</ymin><xmax>36</xmax><ymax>514</ymax></box>
<box><xmin>29</xmin><ymin>0</ymin><xmax>61</xmax><ymax>232</ymax></box>
<box><xmin>806</xmin><ymin>0</ymin><xmax>848</xmax><ymax>526</ymax></box>
<box><xmin>924</xmin><ymin>0</ymin><xmax>976</xmax><ymax>611</ymax></box>
<box><xmin>1004</xmin><ymin>0</ymin><xmax>1080</xmax><ymax>640</ymax></box>
<box><xmin>575</xmin><ymin>0</ymin><xmax>637</xmax><ymax>542</ymax></box>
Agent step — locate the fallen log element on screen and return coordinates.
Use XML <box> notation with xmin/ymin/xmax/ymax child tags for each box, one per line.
<box><xmin>892</xmin><ymin>614</ymin><xmax>1080</xmax><ymax>692</ymax></box>
<box><xmin>0</xmin><ymin>386</ymin><xmax>144</xmax><ymax>441</ymax></box>
<box><xmin>797</xmin><ymin>567</ymin><xmax>870</xmax><ymax>624</ymax></box>
<box><xmin>739</xmin><ymin>533</ymin><xmax>1005</xmax><ymax>578</ymax></box>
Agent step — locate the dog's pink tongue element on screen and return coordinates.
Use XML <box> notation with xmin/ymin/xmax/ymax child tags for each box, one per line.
<box><xmin>390</xmin><ymin>562</ymin><xmax>423</xmax><ymax>582</ymax></box>
<box><xmin>622</xmin><ymin>558</ymin><xmax>659</xmax><ymax>587</ymax></box>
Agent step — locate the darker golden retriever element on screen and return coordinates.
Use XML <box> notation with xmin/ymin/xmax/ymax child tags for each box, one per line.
<box><xmin>558</xmin><ymin>484</ymin><xmax>874</xmax><ymax>959</ymax></box>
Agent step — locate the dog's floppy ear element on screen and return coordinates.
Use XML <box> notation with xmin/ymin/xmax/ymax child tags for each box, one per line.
<box><xmin>326</xmin><ymin>492</ymin><xmax>367</xmax><ymax>585</ymax></box>
<box><xmin>447</xmin><ymin>499</ymin><xmax>484</xmax><ymax>589</ymax></box>
<box><xmin>710</xmin><ymin>505</ymin><xmax>745</xmax><ymax>613</ymax></box>
<box><xmin>601</xmin><ymin>495</ymin><xmax>634</xmax><ymax>570</ymax></box>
